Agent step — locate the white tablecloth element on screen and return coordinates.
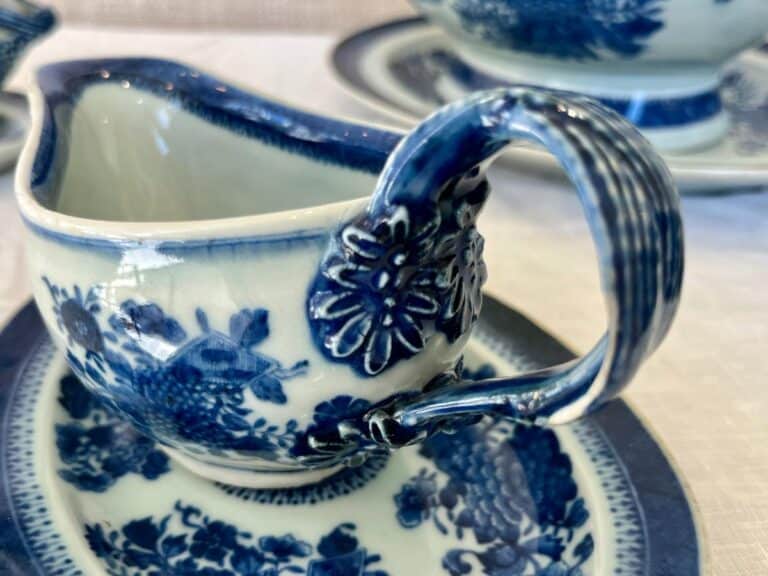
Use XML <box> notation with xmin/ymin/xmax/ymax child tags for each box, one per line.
<box><xmin>4</xmin><ymin>27</ymin><xmax>767</xmax><ymax>576</ymax></box>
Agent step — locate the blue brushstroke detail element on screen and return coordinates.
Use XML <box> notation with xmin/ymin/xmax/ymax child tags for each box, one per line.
<box><xmin>395</xmin><ymin>420</ymin><xmax>593</xmax><ymax>575</ymax></box>
<box><xmin>56</xmin><ymin>372</ymin><xmax>170</xmax><ymax>492</ymax></box>
<box><xmin>86</xmin><ymin>501</ymin><xmax>388</xmax><ymax>575</ymax></box>
<box><xmin>44</xmin><ymin>278</ymin><xmax>319</xmax><ymax>461</ymax></box>
<box><xmin>44</xmin><ymin>278</ymin><xmax>406</xmax><ymax>472</ymax></box>
<box><xmin>443</xmin><ymin>0</ymin><xmax>666</xmax><ymax>59</ymax></box>
<box><xmin>55</xmin><ymin>355</ymin><xmax>391</xmax><ymax>500</ymax></box>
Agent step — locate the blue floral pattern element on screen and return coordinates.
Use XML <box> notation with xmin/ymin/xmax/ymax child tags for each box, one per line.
<box><xmin>394</xmin><ymin>421</ymin><xmax>593</xmax><ymax>575</ymax></box>
<box><xmin>44</xmin><ymin>278</ymin><xmax>311</xmax><ymax>458</ymax></box>
<box><xmin>86</xmin><ymin>500</ymin><xmax>388</xmax><ymax>575</ymax></box>
<box><xmin>308</xmin><ymin>171</ymin><xmax>488</xmax><ymax>376</ymax></box>
<box><xmin>56</xmin><ymin>372</ymin><xmax>170</xmax><ymax>492</ymax></box>
<box><xmin>444</xmin><ymin>0</ymin><xmax>666</xmax><ymax>60</ymax></box>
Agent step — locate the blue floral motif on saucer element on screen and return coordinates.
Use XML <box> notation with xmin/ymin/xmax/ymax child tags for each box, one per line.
<box><xmin>0</xmin><ymin>296</ymin><xmax>701</xmax><ymax>575</ymax></box>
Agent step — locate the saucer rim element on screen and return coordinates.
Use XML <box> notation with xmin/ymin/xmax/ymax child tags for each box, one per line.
<box><xmin>331</xmin><ymin>16</ymin><xmax>768</xmax><ymax>195</ymax></box>
<box><xmin>0</xmin><ymin>298</ymin><xmax>702</xmax><ymax>575</ymax></box>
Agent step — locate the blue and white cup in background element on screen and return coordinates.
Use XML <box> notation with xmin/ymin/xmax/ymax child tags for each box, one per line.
<box><xmin>411</xmin><ymin>0</ymin><xmax>768</xmax><ymax>153</ymax></box>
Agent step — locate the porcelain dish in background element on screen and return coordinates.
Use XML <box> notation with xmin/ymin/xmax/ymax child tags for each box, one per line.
<box><xmin>0</xmin><ymin>1</ymin><xmax>55</xmax><ymax>172</ymax></box>
<box><xmin>410</xmin><ymin>0</ymin><xmax>768</xmax><ymax>153</ymax></box>
<box><xmin>0</xmin><ymin>0</ymin><xmax>55</xmax><ymax>83</ymax></box>
<box><xmin>332</xmin><ymin>17</ymin><xmax>768</xmax><ymax>195</ymax></box>
<box><xmin>16</xmin><ymin>57</ymin><xmax>682</xmax><ymax>488</ymax></box>
<box><xmin>0</xmin><ymin>297</ymin><xmax>703</xmax><ymax>576</ymax></box>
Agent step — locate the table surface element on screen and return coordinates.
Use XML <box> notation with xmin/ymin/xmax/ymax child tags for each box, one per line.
<box><xmin>3</xmin><ymin>26</ymin><xmax>767</xmax><ymax>576</ymax></box>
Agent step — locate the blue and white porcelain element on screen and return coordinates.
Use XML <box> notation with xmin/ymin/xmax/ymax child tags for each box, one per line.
<box><xmin>15</xmin><ymin>58</ymin><xmax>682</xmax><ymax>488</ymax></box>
<box><xmin>0</xmin><ymin>297</ymin><xmax>702</xmax><ymax>575</ymax></box>
<box><xmin>0</xmin><ymin>0</ymin><xmax>54</xmax><ymax>84</ymax></box>
<box><xmin>0</xmin><ymin>1</ymin><xmax>54</xmax><ymax>172</ymax></box>
<box><xmin>410</xmin><ymin>0</ymin><xmax>768</xmax><ymax>152</ymax></box>
<box><xmin>333</xmin><ymin>17</ymin><xmax>768</xmax><ymax>195</ymax></box>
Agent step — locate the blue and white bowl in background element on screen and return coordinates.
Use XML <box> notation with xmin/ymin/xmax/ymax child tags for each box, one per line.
<box><xmin>411</xmin><ymin>0</ymin><xmax>768</xmax><ymax>152</ymax></box>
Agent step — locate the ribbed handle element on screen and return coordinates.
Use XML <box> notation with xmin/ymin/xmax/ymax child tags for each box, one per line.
<box><xmin>307</xmin><ymin>87</ymin><xmax>683</xmax><ymax>450</ymax></box>
<box><xmin>360</xmin><ymin>88</ymin><xmax>683</xmax><ymax>445</ymax></box>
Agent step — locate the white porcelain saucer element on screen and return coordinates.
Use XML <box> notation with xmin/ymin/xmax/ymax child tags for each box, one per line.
<box><xmin>333</xmin><ymin>18</ymin><xmax>768</xmax><ymax>195</ymax></box>
<box><xmin>0</xmin><ymin>296</ymin><xmax>702</xmax><ymax>575</ymax></box>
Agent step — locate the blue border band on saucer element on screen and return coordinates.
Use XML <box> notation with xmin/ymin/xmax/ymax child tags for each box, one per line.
<box><xmin>0</xmin><ymin>304</ymin><xmax>62</xmax><ymax>575</ymax></box>
<box><xmin>0</xmin><ymin>298</ymin><xmax>700</xmax><ymax>574</ymax></box>
<box><xmin>334</xmin><ymin>17</ymin><xmax>723</xmax><ymax>129</ymax></box>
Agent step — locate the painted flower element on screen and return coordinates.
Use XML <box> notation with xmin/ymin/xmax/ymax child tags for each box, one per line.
<box><xmin>189</xmin><ymin>520</ymin><xmax>239</xmax><ymax>563</ymax></box>
<box><xmin>308</xmin><ymin>166</ymin><xmax>488</xmax><ymax>378</ymax></box>
<box><xmin>397</xmin><ymin>421</ymin><xmax>593</xmax><ymax>574</ymax></box>
<box><xmin>312</xmin><ymin>395</ymin><xmax>372</xmax><ymax>426</ymax></box>
<box><xmin>316</xmin><ymin>523</ymin><xmax>360</xmax><ymax>558</ymax></box>
<box><xmin>309</xmin><ymin>205</ymin><xmax>441</xmax><ymax>375</ymax></box>
<box><xmin>55</xmin><ymin>373</ymin><xmax>171</xmax><ymax>492</ymax></box>
<box><xmin>44</xmin><ymin>279</ymin><xmax>104</xmax><ymax>353</ymax></box>
<box><xmin>86</xmin><ymin>503</ymin><xmax>386</xmax><ymax>576</ymax></box>
<box><xmin>61</xmin><ymin>298</ymin><xmax>103</xmax><ymax>352</ymax></box>
<box><xmin>259</xmin><ymin>534</ymin><xmax>312</xmax><ymax>560</ymax></box>
<box><xmin>394</xmin><ymin>469</ymin><xmax>438</xmax><ymax>527</ymax></box>
<box><xmin>85</xmin><ymin>524</ymin><xmax>115</xmax><ymax>559</ymax></box>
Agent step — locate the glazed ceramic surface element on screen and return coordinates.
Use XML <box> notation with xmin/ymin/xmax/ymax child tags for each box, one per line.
<box><xmin>0</xmin><ymin>0</ymin><xmax>55</xmax><ymax>84</ymax></box>
<box><xmin>0</xmin><ymin>298</ymin><xmax>702</xmax><ymax>575</ymax></box>
<box><xmin>333</xmin><ymin>17</ymin><xmax>768</xmax><ymax>194</ymax></box>
<box><xmin>16</xmin><ymin>58</ymin><xmax>682</xmax><ymax>487</ymax></box>
<box><xmin>410</xmin><ymin>0</ymin><xmax>768</xmax><ymax>151</ymax></box>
